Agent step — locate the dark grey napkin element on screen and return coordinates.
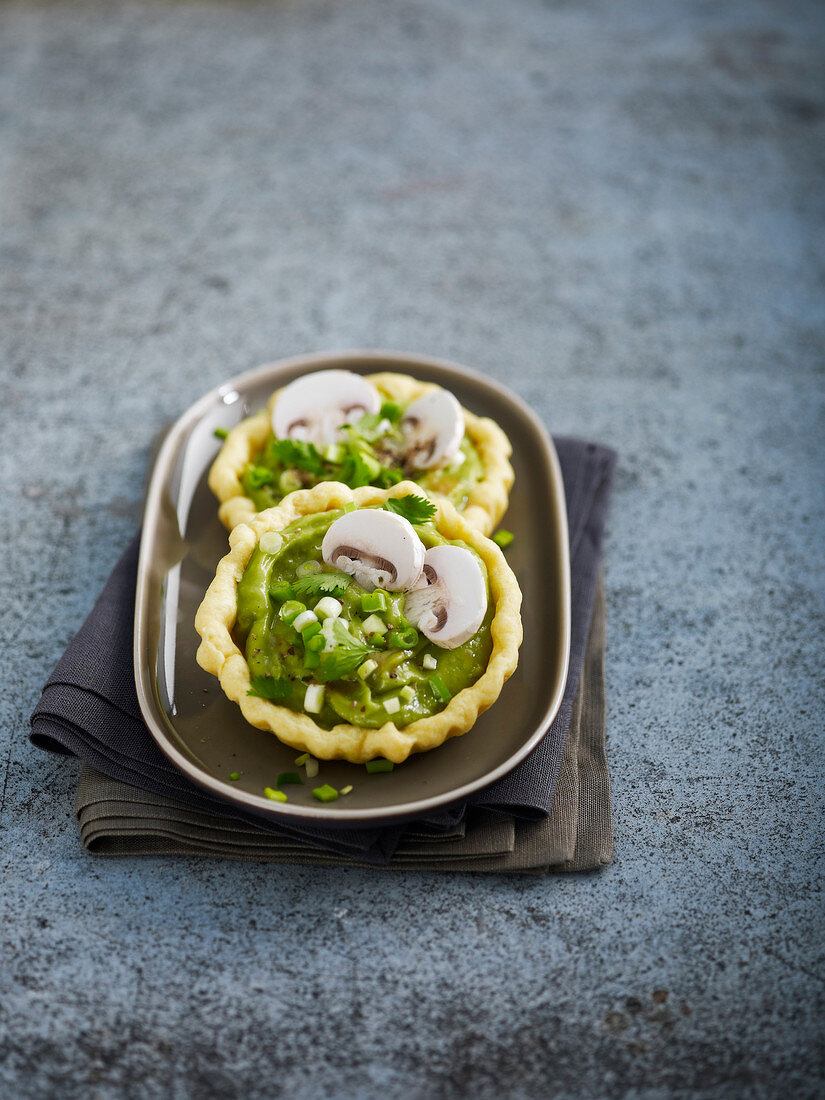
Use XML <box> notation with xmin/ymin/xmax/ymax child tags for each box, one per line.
<box><xmin>30</xmin><ymin>437</ymin><xmax>615</xmax><ymax>864</ymax></box>
<box><xmin>73</xmin><ymin>577</ymin><xmax>612</xmax><ymax>872</ymax></box>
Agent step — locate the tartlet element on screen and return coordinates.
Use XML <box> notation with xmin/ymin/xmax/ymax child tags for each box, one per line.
<box><xmin>194</xmin><ymin>482</ymin><xmax>522</xmax><ymax>763</ymax></box>
<box><xmin>209</xmin><ymin>371</ymin><xmax>514</xmax><ymax>536</ymax></box>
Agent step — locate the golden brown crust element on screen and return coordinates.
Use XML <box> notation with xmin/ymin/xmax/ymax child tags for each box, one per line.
<box><xmin>208</xmin><ymin>372</ymin><xmax>514</xmax><ymax>535</ymax></box>
<box><xmin>194</xmin><ymin>481</ymin><xmax>523</xmax><ymax>763</ymax></box>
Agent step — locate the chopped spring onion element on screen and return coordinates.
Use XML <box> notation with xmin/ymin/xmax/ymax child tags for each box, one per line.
<box><xmin>259</xmin><ymin>532</ymin><xmax>284</xmax><ymax>555</ymax></box>
<box><xmin>304</xmin><ymin>650</ymin><xmax>320</xmax><ymax>669</ymax></box>
<box><xmin>365</xmin><ymin>759</ymin><xmax>394</xmax><ymax>774</ymax></box>
<box><xmin>281</xmin><ymin>600</ymin><xmax>306</xmax><ymax>624</ymax></box>
<box><xmin>304</xmin><ymin>684</ymin><xmax>325</xmax><ymax>714</ymax></box>
<box><xmin>387</xmin><ymin>626</ymin><xmax>418</xmax><ymax>649</ymax></box>
<box><xmin>492</xmin><ymin>529</ymin><xmax>514</xmax><ymax>549</ymax></box>
<box><xmin>213</xmin><ymin>427</ymin><xmax>229</xmax><ymax>440</ymax></box>
<box><xmin>315</xmin><ymin>596</ymin><xmax>343</xmax><ymax>620</ymax></box>
<box><xmin>428</xmin><ymin>674</ymin><xmax>452</xmax><ymax>703</ymax></box>
<box><xmin>422</xmin><ymin>653</ymin><xmax>438</xmax><ymax>671</ymax></box>
<box><xmin>247</xmin><ymin>465</ymin><xmax>274</xmax><ymax>489</ymax></box>
<box><xmin>264</xmin><ymin>787</ymin><xmax>287</xmax><ymax>802</ymax></box>
<box><xmin>362</xmin><ymin>613</ymin><xmax>387</xmax><ymax>635</ymax></box>
<box><xmin>279</xmin><ymin>470</ymin><xmax>302</xmax><ymax>494</ymax></box>
<box><xmin>305</xmin><ymin>633</ymin><xmax>326</xmax><ymax>653</ymax></box>
<box><xmin>342</xmin><ymin>502</ymin><xmax>357</xmax><ymax>513</ymax></box>
<box><xmin>379</xmin><ymin>400</ymin><xmax>402</xmax><ymax>422</ymax></box>
<box><xmin>383</xmin><ymin>696</ymin><xmax>401</xmax><ymax>715</ymax></box>
<box><xmin>360</xmin><ymin>590</ymin><xmax>389</xmax><ymax>614</ymax></box>
<box><xmin>276</xmin><ymin>772</ymin><xmax>303</xmax><ymax>786</ymax></box>
<box><xmin>296</xmin><ymin>560</ymin><xmax>322</xmax><ymax>577</ymax></box>
<box><xmin>293</xmin><ymin>609</ymin><xmax>318</xmax><ymax>633</ymax></box>
<box><xmin>305</xmin><ymin>756</ymin><xmax>320</xmax><ymax>779</ymax></box>
<box><xmin>269</xmin><ymin>583</ymin><xmax>293</xmax><ymax>602</ymax></box>
<box><xmin>301</xmin><ymin>620</ymin><xmax>323</xmax><ymax>643</ymax></box>
<box><xmin>340</xmin><ymin>785</ymin><xmax>354</xmax><ymax>796</ymax></box>
<box><xmin>312</xmin><ymin>784</ymin><xmax>339</xmax><ymax>802</ymax></box>
<box><xmin>229</xmin><ymin>772</ymin><xmax>240</xmax><ymax>781</ymax></box>
<box><xmin>294</xmin><ymin>753</ymin><xmax>310</xmax><ymax>766</ymax></box>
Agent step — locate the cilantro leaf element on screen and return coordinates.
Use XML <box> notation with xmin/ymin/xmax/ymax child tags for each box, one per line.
<box><xmin>312</xmin><ymin>619</ymin><xmax>372</xmax><ymax>683</ymax></box>
<box><xmin>291</xmin><ymin>572</ymin><xmax>352</xmax><ymax>598</ymax></box>
<box><xmin>317</xmin><ymin>646</ymin><xmax>371</xmax><ymax>683</ymax></box>
<box><xmin>377</xmin><ymin>466</ymin><xmax>403</xmax><ymax>489</ymax></box>
<box><xmin>385</xmin><ymin>495</ymin><xmax>437</xmax><ymax>525</ymax></box>
<box><xmin>339</xmin><ymin>450</ymin><xmax>379</xmax><ymax>489</ymax></box>
<box><xmin>269</xmin><ymin>438</ymin><xmax>325</xmax><ymax>475</ymax></box>
<box><xmin>246</xmin><ymin>465</ymin><xmax>275</xmax><ymax>489</ymax></box>
<box><xmin>247</xmin><ymin>675</ymin><xmax>291</xmax><ymax>700</ymax></box>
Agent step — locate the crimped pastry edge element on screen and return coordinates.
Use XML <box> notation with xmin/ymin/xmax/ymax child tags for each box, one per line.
<box><xmin>194</xmin><ymin>481</ymin><xmax>523</xmax><ymax>763</ymax></box>
<box><xmin>208</xmin><ymin>371</ymin><xmax>514</xmax><ymax>536</ymax></box>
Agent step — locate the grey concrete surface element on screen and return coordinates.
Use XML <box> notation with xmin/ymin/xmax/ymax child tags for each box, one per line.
<box><xmin>1</xmin><ymin>0</ymin><xmax>823</xmax><ymax>1097</ymax></box>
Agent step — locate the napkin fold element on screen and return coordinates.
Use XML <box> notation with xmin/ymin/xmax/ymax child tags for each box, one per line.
<box><xmin>74</xmin><ymin>578</ymin><xmax>610</xmax><ymax>872</ymax></box>
<box><xmin>31</xmin><ymin>437</ymin><xmax>616</xmax><ymax>869</ymax></box>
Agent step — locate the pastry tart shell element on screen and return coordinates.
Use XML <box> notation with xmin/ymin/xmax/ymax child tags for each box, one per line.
<box><xmin>194</xmin><ymin>481</ymin><xmax>523</xmax><ymax>763</ymax></box>
<box><xmin>208</xmin><ymin>372</ymin><xmax>514</xmax><ymax>536</ymax></box>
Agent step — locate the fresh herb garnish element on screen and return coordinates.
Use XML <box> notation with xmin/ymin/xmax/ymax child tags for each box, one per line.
<box><xmin>385</xmin><ymin>495</ymin><xmax>437</xmax><ymax>525</ymax></box>
<box><xmin>213</xmin><ymin>427</ymin><xmax>229</xmax><ymax>440</ymax></box>
<box><xmin>376</xmin><ymin>466</ymin><xmax>403</xmax><ymax>489</ymax></box>
<box><xmin>269</xmin><ymin>438</ymin><xmax>325</xmax><ymax>475</ymax></box>
<box><xmin>247</xmin><ymin>465</ymin><xmax>275</xmax><ymax>489</ymax></box>
<box><xmin>291</xmin><ymin>572</ymin><xmax>352</xmax><ymax>598</ymax></box>
<box><xmin>276</xmin><ymin>772</ymin><xmax>303</xmax><ymax>786</ymax></box>
<box><xmin>247</xmin><ymin>675</ymin><xmax>291</xmax><ymax>700</ymax></box>
<box><xmin>492</xmin><ymin>529</ymin><xmax>514</xmax><ymax>549</ymax></box>
<box><xmin>339</xmin><ymin>450</ymin><xmax>380</xmax><ymax>489</ymax></box>
<box><xmin>317</xmin><ymin>646</ymin><xmax>371</xmax><ymax>682</ymax></box>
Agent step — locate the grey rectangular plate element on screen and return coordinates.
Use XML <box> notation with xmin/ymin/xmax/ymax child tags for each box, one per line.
<box><xmin>134</xmin><ymin>350</ymin><xmax>570</xmax><ymax>826</ymax></box>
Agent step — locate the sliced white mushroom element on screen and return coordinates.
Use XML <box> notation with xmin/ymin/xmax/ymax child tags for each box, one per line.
<box><xmin>404</xmin><ymin>545</ymin><xmax>487</xmax><ymax>649</ymax></box>
<box><xmin>272</xmin><ymin>370</ymin><xmax>380</xmax><ymax>447</ymax></box>
<box><xmin>400</xmin><ymin>389</ymin><xmax>464</xmax><ymax>470</ymax></box>
<box><xmin>321</xmin><ymin>509</ymin><xmax>425</xmax><ymax>592</ymax></box>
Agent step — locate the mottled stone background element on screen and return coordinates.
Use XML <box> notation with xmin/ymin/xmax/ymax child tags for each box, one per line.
<box><xmin>1</xmin><ymin>1</ymin><xmax>823</xmax><ymax>1097</ymax></box>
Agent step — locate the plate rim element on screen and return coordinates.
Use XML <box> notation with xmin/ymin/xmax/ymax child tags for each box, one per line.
<box><xmin>134</xmin><ymin>348</ymin><xmax>571</xmax><ymax>825</ymax></box>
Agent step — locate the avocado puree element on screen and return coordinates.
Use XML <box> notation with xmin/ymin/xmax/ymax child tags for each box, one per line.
<box><xmin>241</xmin><ymin>406</ymin><xmax>484</xmax><ymax>513</ymax></box>
<box><xmin>236</xmin><ymin>509</ymin><xmax>493</xmax><ymax>730</ymax></box>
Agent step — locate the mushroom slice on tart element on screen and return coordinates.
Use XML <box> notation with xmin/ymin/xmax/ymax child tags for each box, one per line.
<box><xmin>209</xmin><ymin>370</ymin><xmax>515</xmax><ymax>536</ymax></box>
<box><xmin>321</xmin><ymin>508</ymin><xmax>425</xmax><ymax>592</ymax></box>
<box><xmin>405</xmin><ymin>545</ymin><xmax>487</xmax><ymax>650</ymax></box>
<box><xmin>399</xmin><ymin>389</ymin><xmax>464</xmax><ymax>471</ymax></box>
<box><xmin>272</xmin><ymin>370</ymin><xmax>380</xmax><ymax>447</ymax></box>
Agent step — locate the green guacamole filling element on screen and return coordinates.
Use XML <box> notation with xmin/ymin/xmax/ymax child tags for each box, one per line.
<box><xmin>241</xmin><ymin>403</ymin><xmax>485</xmax><ymax>513</ymax></box>
<box><xmin>235</xmin><ymin>509</ymin><xmax>493</xmax><ymax>730</ymax></box>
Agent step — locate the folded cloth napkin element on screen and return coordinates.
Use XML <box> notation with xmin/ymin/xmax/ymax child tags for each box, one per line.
<box><xmin>31</xmin><ymin>437</ymin><xmax>616</xmax><ymax>867</ymax></box>
<box><xmin>74</xmin><ymin>577</ymin><xmax>611</xmax><ymax>872</ymax></box>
